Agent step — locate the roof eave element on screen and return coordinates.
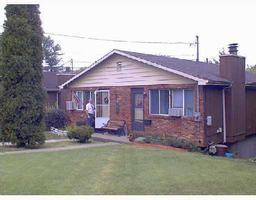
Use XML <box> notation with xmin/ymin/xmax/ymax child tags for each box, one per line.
<box><xmin>45</xmin><ymin>88</ymin><xmax>59</xmax><ymax>92</ymax></box>
<box><xmin>205</xmin><ymin>81</ymin><xmax>231</xmax><ymax>86</ymax></box>
<box><xmin>246</xmin><ymin>82</ymin><xmax>256</xmax><ymax>87</ymax></box>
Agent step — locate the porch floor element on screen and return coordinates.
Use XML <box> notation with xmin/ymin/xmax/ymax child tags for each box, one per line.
<box><xmin>92</xmin><ymin>132</ymin><xmax>131</xmax><ymax>144</ymax></box>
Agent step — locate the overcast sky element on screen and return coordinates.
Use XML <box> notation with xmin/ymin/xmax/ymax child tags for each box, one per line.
<box><xmin>1</xmin><ymin>0</ymin><xmax>256</xmax><ymax>69</ymax></box>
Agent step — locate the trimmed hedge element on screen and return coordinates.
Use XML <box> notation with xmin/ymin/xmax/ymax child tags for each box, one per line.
<box><xmin>67</xmin><ymin>125</ymin><xmax>93</xmax><ymax>143</ymax></box>
<box><xmin>45</xmin><ymin>109</ymin><xmax>69</xmax><ymax>130</ymax></box>
<box><xmin>143</xmin><ymin>135</ymin><xmax>199</xmax><ymax>152</ymax></box>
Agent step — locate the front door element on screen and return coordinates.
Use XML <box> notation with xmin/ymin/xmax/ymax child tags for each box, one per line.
<box><xmin>131</xmin><ymin>88</ymin><xmax>144</xmax><ymax>131</ymax></box>
<box><xmin>95</xmin><ymin>90</ymin><xmax>110</xmax><ymax>128</ymax></box>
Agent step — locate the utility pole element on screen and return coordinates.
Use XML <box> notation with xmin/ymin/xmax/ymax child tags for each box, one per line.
<box><xmin>196</xmin><ymin>35</ymin><xmax>199</xmax><ymax>62</ymax></box>
<box><xmin>70</xmin><ymin>58</ymin><xmax>74</xmax><ymax>72</ymax></box>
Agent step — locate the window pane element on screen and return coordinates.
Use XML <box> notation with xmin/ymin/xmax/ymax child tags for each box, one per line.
<box><xmin>74</xmin><ymin>91</ymin><xmax>83</xmax><ymax>110</ymax></box>
<box><xmin>150</xmin><ymin>90</ymin><xmax>159</xmax><ymax>114</ymax></box>
<box><xmin>173</xmin><ymin>90</ymin><xmax>183</xmax><ymax>108</ymax></box>
<box><xmin>83</xmin><ymin>91</ymin><xmax>91</xmax><ymax>107</ymax></box>
<box><xmin>90</xmin><ymin>91</ymin><xmax>95</xmax><ymax>105</ymax></box>
<box><xmin>160</xmin><ymin>90</ymin><xmax>169</xmax><ymax>114</ymax></box>
<box><xmin>184</xmin><ymin>90</ymin><xmax>194</xmax><ymax>116</ymax></box>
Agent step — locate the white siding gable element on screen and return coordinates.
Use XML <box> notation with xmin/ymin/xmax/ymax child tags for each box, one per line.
<box><xmin>70</xmin><ymin>54</ymin><xmax>195</xmax><ymax>88</ymax></box>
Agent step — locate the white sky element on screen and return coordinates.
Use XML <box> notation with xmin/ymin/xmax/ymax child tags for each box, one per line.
<box><xmin>1</xmin><ymin>0</ymin><xmax>256</xmax><ymax>69</ymax></box>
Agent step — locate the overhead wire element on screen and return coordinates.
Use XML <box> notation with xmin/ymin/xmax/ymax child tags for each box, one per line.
<box><xmin>0</xmin><ymin>24</ymin><xmax>195</xmax><ymax>46</ymax></box>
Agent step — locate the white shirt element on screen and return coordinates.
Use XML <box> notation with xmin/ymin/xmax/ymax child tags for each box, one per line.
<box><xmin>86</xmin><ymin>103</ymin><xmax>95</xmax><ymax>115</ymax></box>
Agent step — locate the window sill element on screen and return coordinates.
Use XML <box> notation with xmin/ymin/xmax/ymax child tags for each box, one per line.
<box><xmin>148</xmin><ymin>114</ymin><xmax>195</xmax><ymax>120</ymax></box>
<box><xmin>74</xmin><ymin>109</ymin><xmax>85</xmax><ymax>112</ymax></box>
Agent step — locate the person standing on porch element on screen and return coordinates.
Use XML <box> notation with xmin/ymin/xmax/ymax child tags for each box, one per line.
<box><xmin>86</xmin><ymin>99</ymin><xmax>95</xmax><ymax>128</ymax></box>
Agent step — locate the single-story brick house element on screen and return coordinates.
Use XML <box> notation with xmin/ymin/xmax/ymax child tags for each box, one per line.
<box><xmin>42</xmin><ymin>72</ymin><xmax>75</xmax><ymax>107</ymax></box>
<box><xmin>59</xmin><ymin>44</ymin><xmax>256</xmax><ymax>147</ymax></box>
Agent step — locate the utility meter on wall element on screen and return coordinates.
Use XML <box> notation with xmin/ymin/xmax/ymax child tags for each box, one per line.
<box><xmin>206</xmin><ymin>116</ymin><xmax>212</xmax><ymax>126</ymax></box>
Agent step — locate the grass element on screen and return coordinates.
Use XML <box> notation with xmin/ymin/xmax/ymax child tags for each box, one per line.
<box><xmin>0</xmin><ymin>144</ymin><xmax>256</xmax><ymax>195</ymax></box>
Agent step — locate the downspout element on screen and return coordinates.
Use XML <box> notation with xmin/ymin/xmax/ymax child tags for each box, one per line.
<box><xmin>56</xmin><ymin>91</ymin><xmax>59</xmax><ymax>109</ymax></box>
<box><xmin>222</xmin><ymin>88</ymin><xmax>226</xmax><ymax>143</ymax></box>
<box><xmin>197</xmin><ymin>85</ymin><xmax>200</xmax><ymax>112</ymax></box>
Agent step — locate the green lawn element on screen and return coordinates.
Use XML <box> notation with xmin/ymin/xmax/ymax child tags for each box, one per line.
<box><xmin>1</xmin><ymin>144</ymin><xmax>256</xmax><ymax>195</ymax></box>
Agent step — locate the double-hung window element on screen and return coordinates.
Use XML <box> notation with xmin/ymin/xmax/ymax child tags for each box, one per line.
<box><xmin>73</xmin><ymin>90</ymin><xmax>95</xmax><ymax>110</ymax></box>
<box><xmin>184</xmin><ymin>90</ymin><xmax>194</xmax><ymax>116</ymax></box>
<box><xmin>150</xmin><ymin>89</ymin><xmax>170</xmax><ymax>115</ymax></box>
<box><xmin>149</xmin><ymin>89</ymin><xmax>194</xmax><ymax>116</ymax></box>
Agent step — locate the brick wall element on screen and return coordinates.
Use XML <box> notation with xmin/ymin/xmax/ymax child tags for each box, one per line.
<box><xmin>60</xmin><ymin>84</ymin><xmax>206</xmax><ymax>146</ymax></box>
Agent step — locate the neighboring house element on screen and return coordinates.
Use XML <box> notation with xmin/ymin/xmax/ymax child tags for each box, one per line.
<box><xmin>59</xmin><ymin>44</ymin><xmax>256</xmax><ymax>147</ymax></box>
<box><xmin>42</xmin><ymin>72</ymin><xmax>75</xmax><ymax>108</ymax></box>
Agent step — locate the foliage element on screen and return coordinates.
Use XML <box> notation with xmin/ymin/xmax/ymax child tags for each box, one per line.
<box><xmin>44</xmin><ymin>108</ymin><xmax>70</xmax><ymax>130</ymax></box>
<box><xmin>67</xmin><ymin>125</ymin><xmax>93</xmax><ymax>143</ymax></box>
<box><xmin>247</xmin><ymin>64</ymin><xmax>256</xmax><ymax>73</ymax></box>
<box><xmin>43</xmin><ymin>35</ymin><xmax>63</xmax><ymax>72</ymax></box>
<box><xmin>76</xmin><ymin>120</ymin><xmax>87</xmax><ymax>126</ymax></box>
<box><xmin>0</xmin><ymin>5</ymin><xmax>46</xmax><ymax>147</ymax></box>
<box><xmin>143</xmin><ymin>135</ymin><xmax>199</xmax><ymax>151</ymax></box>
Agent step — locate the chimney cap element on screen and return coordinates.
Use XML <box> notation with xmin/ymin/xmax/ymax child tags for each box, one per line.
<box><xmin>228</xmin><ymin>43</ymin><xmax>238</xmax><ymax>55</ymax></box>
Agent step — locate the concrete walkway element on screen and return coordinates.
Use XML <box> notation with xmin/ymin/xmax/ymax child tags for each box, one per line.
<box><xmin>92</xmin><ymin>133</ymin><xmax>131</xmax><ymax>144</ymax></box>
<box><xmin>0</xmin><ymin>138</ymin><xmax>70</xmax><ymax>146</ymax></box>
<box><xmin>45</xmin><ymin>139</ymin><xmax>70</xmax><ymax>143</ymax></box>
<box><xmin>0</xmin><ymin>142</ymin><xmax>120</xmax><ymax>155</ymax></box>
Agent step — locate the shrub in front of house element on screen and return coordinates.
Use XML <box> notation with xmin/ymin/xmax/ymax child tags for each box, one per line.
<box><xmin>45</xmin><ymin>109</ymin><xmax>70</xmax><ymax>130</ymax></box>
<box><xmin>143</xmin><ymin>135</ymin><xmax>199</xmax><ymax>152</ymax></box>
<box><xmin>67</xmin><ymin>125</ymin><xmax>93</xmax><ymax>143</ymax></box>
<box><xmin>76</xmin><ymin>121</ymin><xmax>87</xmax><ymax>126</ymax></box>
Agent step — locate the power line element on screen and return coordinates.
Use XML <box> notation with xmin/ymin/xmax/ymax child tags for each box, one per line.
<box><xmin>45</xmin><ymin>32</ymin><xmax>195</xmax><ymax>45</ymax></box>
<box><xmin>1</xmin><ymin>25</ymin><xmax>195</xmax><ymax>45</ymax></box>
<box><xmin>0</xmin><ymin>24</ymin><xmax>198</xmax><ymax>59</ymax></box>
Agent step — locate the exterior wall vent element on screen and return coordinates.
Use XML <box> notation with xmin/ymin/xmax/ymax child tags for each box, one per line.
<box><xmin>116</xmin><ymin>61</ymin><xmax>122</xmax><ymax>71</ymax></box>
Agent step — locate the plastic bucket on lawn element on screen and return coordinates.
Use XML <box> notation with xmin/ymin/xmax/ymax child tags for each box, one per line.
<box><xmin>215</xmin><ymin>144</ymin><xmax>228</xmax><ymax>156</ymax></box>
<box><xmin>225</xmin><ymin>152</ymin><xmax>234</xmax><ymax>158</ymax></box>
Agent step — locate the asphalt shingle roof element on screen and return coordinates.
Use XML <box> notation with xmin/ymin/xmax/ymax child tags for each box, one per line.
<box><xmin>43</xmin><ymin>72</ymin><xmax>75</xmax><ymax>91</ymax></box>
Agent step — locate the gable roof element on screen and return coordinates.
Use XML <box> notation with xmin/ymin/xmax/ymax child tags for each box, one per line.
<box><xmin>43</xmin><ymin>72</ymin><xmax>75</xmax><ymax>91</ymax></box>
<box><xmin>60</xmin><ymin>49</ymin><xmax>256</xmax><ymax>89</ymax></box>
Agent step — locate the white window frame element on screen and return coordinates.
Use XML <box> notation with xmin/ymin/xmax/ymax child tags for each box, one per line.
<box><xmin>149</xmin><ymin>89</ymin><xmax>194</xmax><ymax>116</ymax></box>
<box><xmin>149</xmin><ymin>89</ymin><xmax>171</xmax><ymax>116</ymax></box>
<box><xmin>73</xmin><ymin>90</ymin><xmax>95</xmax><ymax>111</ymax></box>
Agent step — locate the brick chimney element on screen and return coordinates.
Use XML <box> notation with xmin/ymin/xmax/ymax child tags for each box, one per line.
<box><xmin>219</xmin><ymin>43</ymin><xmax>246</xmax><ymax>143</ymax></box>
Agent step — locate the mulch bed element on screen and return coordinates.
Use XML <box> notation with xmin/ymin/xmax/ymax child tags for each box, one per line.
<box><xmin>131</xmin><ymin>142</ymin><xmax>188</xmax><ymax>152</ymax></box>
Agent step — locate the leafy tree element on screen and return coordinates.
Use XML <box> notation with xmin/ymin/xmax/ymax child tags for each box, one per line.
<box><xmin>0</xmin><ymin>5</ymin><xmax>46</xmax><ymax>147</ymax></box>
<box><xmin>247</xmin><ymin>65</ymin><xmax>256</xmax><ymax>73</ymax></box>
<box><xmin>43</xmin><ymin>35</ymin><xmax>63</xmax><ymax>72</ymax></box>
